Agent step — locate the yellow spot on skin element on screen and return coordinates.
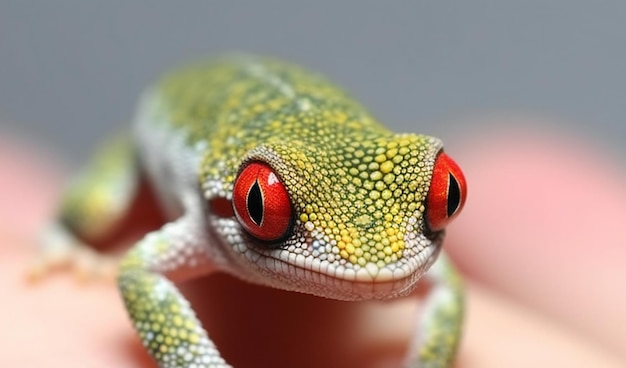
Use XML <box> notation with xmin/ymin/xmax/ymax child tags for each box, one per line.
<box><xmin>184</xmin><ymin>320</ymin><xmax>195</xmax><ymax>329</ymax></box>
<box><xmin>380</xmin><ymin>161</ymin><xmax>394</xmax><ymax>174</ymax></box>
<box><xmin>173</xmin><ymin>316</ymin><xmax>183</xmax><ymax>326</ymax></box>
<box><xmin>383</xmin><ymin>173</ymin><xmax>395</xmax><ymax>184</ymax></box>
<box><xmin>386</xmin><ymin>148</ymin><xmax>398</xmax><ymax>159</ymax></box>
<box><xmin>370</xmin><ymin>171</ymin><xmax>383</xmax><ymax>181</ymax></box>
<box><xmin>355</xmin><ymin>215</ymin><xmax>371</xmax><ymax>226</ymax></box>
<box><xmin>375</xmin><ymin>154</ymin><xmax>387</xmax><ymax>163</ymax></box>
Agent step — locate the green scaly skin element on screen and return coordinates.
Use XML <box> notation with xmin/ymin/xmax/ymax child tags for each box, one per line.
<box><xmin>50</xmin><ymin>55</ymin><xmax>465</xmax><ymax>367</ymax></box>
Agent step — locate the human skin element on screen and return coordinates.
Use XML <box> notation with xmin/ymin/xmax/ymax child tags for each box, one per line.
<box><xmin>0</xmin><ymin>123</ymin><xmax>624</xmax><ymax>367</ymax></box>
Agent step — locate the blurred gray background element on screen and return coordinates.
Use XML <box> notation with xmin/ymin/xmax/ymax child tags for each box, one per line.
<box><xmin>1</xmin><ymin>1</ymin><xmax>625</xmax><ymax>164</ymax></box>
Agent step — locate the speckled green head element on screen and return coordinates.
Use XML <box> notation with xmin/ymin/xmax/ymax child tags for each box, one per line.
<box><xmin>158</xmin><ymin>56</ymin><xmax>467</xmax><ymax>299</ymax></box>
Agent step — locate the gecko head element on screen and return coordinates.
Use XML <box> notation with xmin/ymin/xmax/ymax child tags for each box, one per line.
<box><xmin>205</xmin><ymin>134</ymin><xmax>466</xmax><ymax>300</ymax></box>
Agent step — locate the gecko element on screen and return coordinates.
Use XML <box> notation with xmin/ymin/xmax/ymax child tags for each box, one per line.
<box><xmin>35</xmin><ymin>55</ymin><xmax>467</xmax><ymax>367</ymax></box>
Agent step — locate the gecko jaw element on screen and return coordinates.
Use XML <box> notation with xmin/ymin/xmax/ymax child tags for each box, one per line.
<box><xmin>213</xmin><ymin>215</ymin><xmax>443</xmax><ymax>299</ymax></box>
<box><xmin>237</xmin><ymin>235</ymin><xmax>441</xmax><ymax>300</ymax></box>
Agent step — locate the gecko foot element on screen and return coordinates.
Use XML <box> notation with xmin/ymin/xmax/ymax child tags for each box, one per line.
<box><xmin>26</xmin><ymin>224</ymin><xmax>118</xmax><ymax>283</ymax></box>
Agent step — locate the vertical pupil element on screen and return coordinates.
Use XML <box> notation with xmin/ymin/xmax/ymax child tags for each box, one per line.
<box><xmin>447</xmin><ymin>173</ymin><xmax>461</xmax><ymax>217</ymax></box>
<box><xmin>247</xmin><ymin>180</ymin><xmax>264</xmax><ymax>225</ymax></box>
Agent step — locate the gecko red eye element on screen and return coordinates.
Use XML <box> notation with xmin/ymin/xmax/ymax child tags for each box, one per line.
<box><xmin>232</xmin><ymin>162</ymin><xmax>293</xmax><ymax>242</ymax></box>
<box><xmin>425</xmin><ymin>152</ymin><xmax>467</xmax><ymax>232</ymax></box>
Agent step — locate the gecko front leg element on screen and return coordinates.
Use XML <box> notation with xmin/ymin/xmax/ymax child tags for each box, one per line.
<box><xmin>118</xmin><ymin>213</ymin><xmax>231</xmax><ymax>368</ymax></box>
<box><xmin>407</xmin><ymin>253</ymin><xmax>464</xmax><ymax>368</ymax></box>
<box><xmin>29</xmin><ymin>135</ymin><xmax>139</xmax><ymax>281</ymax></box>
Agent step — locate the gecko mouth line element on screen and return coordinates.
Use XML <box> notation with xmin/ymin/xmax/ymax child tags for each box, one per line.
<box><xmin>248</xmin><ymin>242</ymin><xmax>440</xmax><ymax>285</ymax></box>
